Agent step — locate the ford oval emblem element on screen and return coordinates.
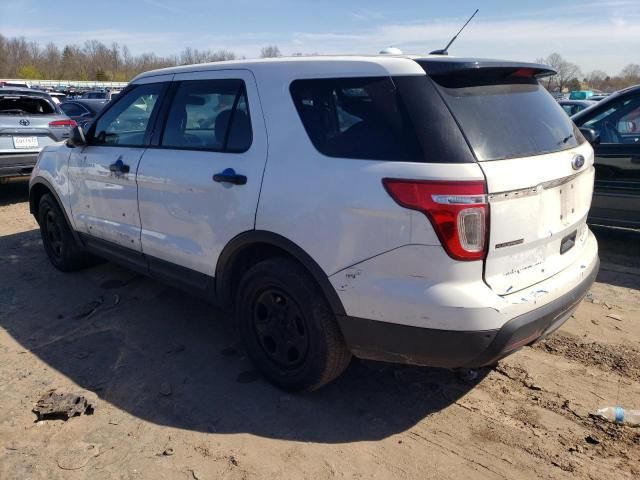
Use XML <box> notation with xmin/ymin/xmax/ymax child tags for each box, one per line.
<box><xmin>571</xmin><ymin>154</ymin><xmax>585</xmax><ymax>170</ymax></box>
<box><xmin>19</xmin><ymin>119</ymin><xmax>30</xmax><ymax>126</ymax></box>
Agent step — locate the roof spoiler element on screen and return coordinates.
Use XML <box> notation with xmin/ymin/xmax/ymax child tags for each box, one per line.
<box><xmin>416</xmin><ymin>58</ymin><xmax>557</xmax><ymax>79</ymax></box>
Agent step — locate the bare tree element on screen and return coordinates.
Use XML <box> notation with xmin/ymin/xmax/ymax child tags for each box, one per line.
<box><xmin>620</xmin><ymin>64</ymin><xmax>640</xmax><ymax>81</ymax></box>
<box><xmin>539</xmin><ymin>53</ymin><xmax>581</xmax><ymax>92</ymax></box>
<box><xmin>260</xmin><ymin>45</ymin><xmax>282</xmax><ymax>58</ymax></box>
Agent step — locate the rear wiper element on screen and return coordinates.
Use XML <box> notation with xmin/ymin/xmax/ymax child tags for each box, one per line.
<box><xmin>559</xmin><ymin>133</ymin><xmax>574</xmax><ymax>144</ymax></box>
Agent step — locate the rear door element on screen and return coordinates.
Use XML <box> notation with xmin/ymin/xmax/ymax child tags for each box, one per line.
<box><xmin>136</xmin><ymin>69</ymin><xmax>267</xmax><ymax>283</ymax></box>
<box><xmin>420</xmin><ymin>61</ymin><xmax>595</xmax><ymax>295</ymax></box>
<box><xmin>576</xmin><ymin>94</ymin><xmax>640</xmax><ymax>228</ymax></box>
<box><xmin>68</xmin><ymin>77</ymin><xmax>170</xmax><ymax>251</ymax></box>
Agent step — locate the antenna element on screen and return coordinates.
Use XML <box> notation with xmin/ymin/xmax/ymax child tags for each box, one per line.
<box><xmin>430</xmin><ymin>9</ymin><xmax>479</xmax><ymax>56</ymax></box>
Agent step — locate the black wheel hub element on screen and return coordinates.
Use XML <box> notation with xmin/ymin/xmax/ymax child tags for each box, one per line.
<box><xmin>44</xmin><ymin>209</ymin><xmax>64</xmax><ymax>259</ymax></box>
<box><xmin>253</xmin><ymin>288</ymin><xmax>309</xmax><ymax>368</ymax></box>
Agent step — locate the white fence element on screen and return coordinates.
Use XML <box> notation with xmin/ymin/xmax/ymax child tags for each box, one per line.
<box><xmin>1</xmin><ymin>79</ymin><xmax>129</xmax><ymax>89</ymax></box>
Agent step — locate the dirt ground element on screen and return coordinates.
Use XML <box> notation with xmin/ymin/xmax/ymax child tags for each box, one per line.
<box><xmin>1</xmin><ymin>179</ymin><xmax>638</xmax><ymax>480</ymax></box>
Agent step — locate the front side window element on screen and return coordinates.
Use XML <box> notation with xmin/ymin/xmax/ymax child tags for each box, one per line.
<box><xmin>161</xmin><ymin>79</ymin><xmax>252</xmax><ymax>152</ymax></box>
<box><xmin>290</xmin><ymin>77</ymin><xmax>422</xmax><ymax>161</ymax></box>
<box><xmin>583</xmin><ymin>96</ymin><xmax>640</xmax><ymax>142</ymax></box>
<box><xmin>91</xmin><ymin>83</ymin><xmax>164</xmax><ymax>147</ymax></box>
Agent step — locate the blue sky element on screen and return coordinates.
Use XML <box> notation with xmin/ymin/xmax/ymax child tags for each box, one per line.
<box><xmin>1</xmin><ymin>0</ymin><xmax>639</xmax><ymax>74</ymax></box>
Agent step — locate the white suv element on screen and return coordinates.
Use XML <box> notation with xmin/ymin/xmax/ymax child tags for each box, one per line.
<box><xmin>29</xmin><ymin>55</ymin><xmax>599</xmax><ymax>391</ymax></box>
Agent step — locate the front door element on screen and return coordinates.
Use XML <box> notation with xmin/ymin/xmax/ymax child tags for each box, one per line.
<box><xmin>581</xmin><ymin>94</ymin><xmax>640</xmax><ymax>228</ymax></box>
<box><xmin>136</xmin><ymin>69</ymin><xmax>267</xmax><ymax>284</ymax></box>
<box><xmin>68</xmin><ymin>79</ymin><xmax>169</xmax><ymax>250</ymax></box>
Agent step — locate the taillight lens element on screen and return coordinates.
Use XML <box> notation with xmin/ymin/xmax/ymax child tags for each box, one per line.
<box><xmin>49</xmin><ymin>119</ymin><xmax>77</xmax><ymax>128</ymax></box>
<box><xmin>383</xmin><ymin>179</ymin><xmax>489</xmax><ymax>261</ymax></box>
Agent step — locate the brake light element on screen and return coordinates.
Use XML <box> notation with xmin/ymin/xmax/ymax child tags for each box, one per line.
<box><xmin>383</xmin><ymin>179</ymin><xmax>489</xmax><ymax>261</ymax></box>
<box><xmin>49</xmin><ymin>119</ymin><xmax>77</xmax><ymax>128</ymax></box>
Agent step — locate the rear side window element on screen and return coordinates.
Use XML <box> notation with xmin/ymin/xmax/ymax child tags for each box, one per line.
<box><xmin>420</xmin><ymin>65</ymin><xmax>582</xmax><ymax>161</ymax></box>
<box><xmin>290</xmin><ymin>77</ymin><xmax>422</xmax><ymax>161</ymax></box>
<box><xmin>161</xmin><ymin>79</ymin><xmax>252</xmax><ymax>152</ymax></box>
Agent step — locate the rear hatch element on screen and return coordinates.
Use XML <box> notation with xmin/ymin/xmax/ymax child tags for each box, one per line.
<box><xmin>418</xmin><ymin>58</ymin><xmax>595</xmax><ymax>295</ymax></box>
<box><xmin>0</xmin><ymin>91</ymin><xmax>70</xmax><ymax>156</ymax></box>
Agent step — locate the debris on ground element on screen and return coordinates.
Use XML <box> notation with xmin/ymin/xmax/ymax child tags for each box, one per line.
<box><xmin>607</xmin><ymin>313</ymin><xmax>623</xmax><ymax>321</ymax></box>
<box><xmin>33</xmin><ymin>390</ymin><xmax>96</xmax><ymax>421</ymax></box>
<box><xmin>73</xmin><ymin>297</ymin><xmax>104</xmax><ymax>320</ymax></box>
<box><xmin>585</xmin><ymin>434</ymin><xmax>601</xmax><ymax>445</ymax></box>
<box><xmin>163</xmin><ymin>448</ymin><xmax>174</xmax><ymax>456</ymax></box>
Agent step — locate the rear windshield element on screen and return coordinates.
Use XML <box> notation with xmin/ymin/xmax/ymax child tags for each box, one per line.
<box><xmin>0</xmin><ymin>94</ymin><xmax>56</xmax><ymax>115</ymax></box>
<box><xmin>420</xmin><ymin>65</ymin><xmax>582</xmax><ymax>161</ymax></box>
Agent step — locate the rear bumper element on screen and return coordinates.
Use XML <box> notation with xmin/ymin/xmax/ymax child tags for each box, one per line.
<box><xmin>0</xmin><ymin>153</ymin><xmax>38</xmax><ymax>178</ymax></box>
<box><xmin>336</xmin><ymin>257</ymin><xmax>599</xmax><ymax>369</ymax></box>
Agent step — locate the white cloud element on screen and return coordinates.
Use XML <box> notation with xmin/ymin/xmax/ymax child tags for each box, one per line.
<box><xmin>1</xmin><ymin>11</ymin><xmax>638</xmax><ymax>75</ymax></box>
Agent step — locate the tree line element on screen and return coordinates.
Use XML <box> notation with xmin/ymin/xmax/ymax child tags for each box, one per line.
<box><xmin>537</xmin><ymin>53</ymin><xmax>639</xmax><ymax>93</ymax></box>
<box><xmin>1</xmin><ymin>34</ymin><xmax>638</xmax><ymax>92</ymax></box>
<box><xmin>0</xmin><ymin>34</ymin><xmax>288</xmax><ymax>82</ymax></box>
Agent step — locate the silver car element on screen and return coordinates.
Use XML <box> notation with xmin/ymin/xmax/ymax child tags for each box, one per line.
<box><xmin>0</xmin><ymin>87</ymin><xmax>75</xmax><ymax>180</ymax></box>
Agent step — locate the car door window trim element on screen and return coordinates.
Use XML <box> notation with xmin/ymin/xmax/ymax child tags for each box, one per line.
<box><xmin>153</xmin><ymin>78</ymin><xmax>253</xmax><ymax>154</ymax></box>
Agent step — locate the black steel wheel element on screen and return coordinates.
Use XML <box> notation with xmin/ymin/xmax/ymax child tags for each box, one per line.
<box><xmin>38</xmin><ymin>194</ymin><xmax>94</xmax><ymax>271</ymax></box>
<box><xmin>236</xmin><ymin>257</ymin><xmax>351</xmax><ymax>392</ymax></box>
<box><xmin>253</xmin><ymin>288</ymin><xmax>310</xmax><ymax>369</ymax></box>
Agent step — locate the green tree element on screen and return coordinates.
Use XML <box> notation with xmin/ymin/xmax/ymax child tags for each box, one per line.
<box><xmin>567</xmin><ymin>77</ymin><xmax>582</xmax><ymax>92</ymax></box>
<box><xmin>95</xmin><ymin>69</ymin><xmax>110</xmax><ymax>81</ymax></box>
<box><xmin>17</xmin><ymin>64</ymin><xmax>43</xmax><ymax>79</ymax></box>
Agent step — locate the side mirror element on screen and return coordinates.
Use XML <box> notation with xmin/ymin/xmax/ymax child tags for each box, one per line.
<box><xmin>67</xmin><ymin>125</ymin><xmax>86</xmax><ymax>148</ymax></box>
<box><xmin>579</xmin><ymin>127</ymin><xmax>600</xmax><ymax>145</ymax></box>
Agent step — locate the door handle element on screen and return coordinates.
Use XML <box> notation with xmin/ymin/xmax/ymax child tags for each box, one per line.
<box><xmin>109</xmin><ymin>158</ymin><xmax>130</xmax><ymax>174</ymax></box>
<box><xmin>213</xmin><ymin>168</ymin><xmax>247</xmax><ymax>185</ymax></box>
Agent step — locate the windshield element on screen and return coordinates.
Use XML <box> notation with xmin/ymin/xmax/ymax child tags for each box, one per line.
<box><xmin>420</xmin><ymin>65</ymin><xmax>582</xmax><ymax>161</ymax></box>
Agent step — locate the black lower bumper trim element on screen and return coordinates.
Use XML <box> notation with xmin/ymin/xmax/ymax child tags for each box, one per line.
<box><xmin>336</xmin><ymin>257</ymin><xmax>599</xmax><ymax>369</ymax></box>
<box><xmin>0</xmin><ymin>153</ymin><xmax>38</xmax><ymax>178</ymax></box>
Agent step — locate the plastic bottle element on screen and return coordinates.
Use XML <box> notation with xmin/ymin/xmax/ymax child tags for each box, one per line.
<box><xmin>595</xmin><ymin>407</ymin><xmax>640</xmax><ymax>426</ymax></box>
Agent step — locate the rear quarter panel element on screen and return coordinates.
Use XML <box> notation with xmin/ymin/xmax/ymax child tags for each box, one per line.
<box><xmin>252</xmin><ymin>62</ymin><xmax>485</xmax><ymax>275</ymax></box>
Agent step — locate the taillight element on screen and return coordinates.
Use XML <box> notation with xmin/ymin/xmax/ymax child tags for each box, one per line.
<box><xmin>383</xmin><ymin>179</ymin><xmax>489</xmax><ymax>261</ymax></box>
<box><xmin>49</xmin><ymin>119</ymin><xmax>77</xmax><ymax>128</ymax></box>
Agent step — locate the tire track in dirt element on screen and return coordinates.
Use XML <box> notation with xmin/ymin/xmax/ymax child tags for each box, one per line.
<box><xmin>534</xmin><ymin>333</ymin><xmax>640</xmax><ymax>382</ymax></box>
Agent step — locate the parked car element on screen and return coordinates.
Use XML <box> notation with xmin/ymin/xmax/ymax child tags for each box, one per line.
<box><xmin>558</xmin><ymin>99</ymin><xmax>596</xmax><ymax>116</ymax></box>
<box><xmin>81</xmin><ymin>90</ymin><xmax>119</xmax><ymax>101</ymax></box>
<box><xmin>1</xmin><ymin>87</ymin><xmax>76</xmax><ymax>180</ymax></box>
<box><xmin>48</xmin><ymin>92</ymin><xmax>67</xmax><ymax>104</ymax></box>
<box><xmin>59</xmin><ymin>99</ymin><xmax>108</xmax><ymax>129</ymax></box>
<box><xmin>572</xmin><ymin>85</ymin><xmax>640</xmax><ymax>229</ymax></box>
<box><xmin>29</xmin><ymin>56</ymin><xmax>599</xmax><ymax>391</ymax></box>
<box><xmin>569</xmin><ymin>90</ymin><xmax>594</xmax><ymax>100</ymax></box>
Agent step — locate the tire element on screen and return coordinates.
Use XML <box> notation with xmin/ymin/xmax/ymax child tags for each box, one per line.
<box><xmin>37</xmin><ymin>194</ymin><xmax>93</xmax><ymax>271</ymax></box>
<box><xmin>236</xmin><ymin>257</ymin><xmax>352</xmax><ymax>392</ymax></box>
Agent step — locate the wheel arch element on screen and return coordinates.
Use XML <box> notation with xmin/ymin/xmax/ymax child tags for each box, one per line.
<box><xmin>216</xmin><ymin>231</ymin><xmax>346</xmax><ymax>316</ymax></box>
<box><xmin>29</xmin><ymin>178</ymin><xmax>81</xmax><ymax>243</ymax></box>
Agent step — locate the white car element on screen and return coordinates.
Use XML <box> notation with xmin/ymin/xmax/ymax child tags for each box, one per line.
<box><xmin>29</xmin><ymin>55</ymin><xmax>599</xmax><ymax>391</ymax></box>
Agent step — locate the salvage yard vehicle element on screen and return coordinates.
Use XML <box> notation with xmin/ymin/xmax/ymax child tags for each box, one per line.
<box><xmin>1</xmin><ymin>87</ymin><xmax>76</xmax><ymax>181</ymax></box>
<box><xmin>29</xmin><ymin>55</ymin><xmax>599</xmax><ymax>391</ymax></box>
<box><xmin>59</xmin><ymin>99</ymin><xmax>108</xmax><ymax>129</ymax></box>
<box><xmin>572</xmin><ymin>85</ymin><xmax>640</xmax><ymax>229</ymax></box>
<box><xmin>558</xmin><ymin>99</ymin><xmax>596</xmax><ymax>116</ymax></box>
